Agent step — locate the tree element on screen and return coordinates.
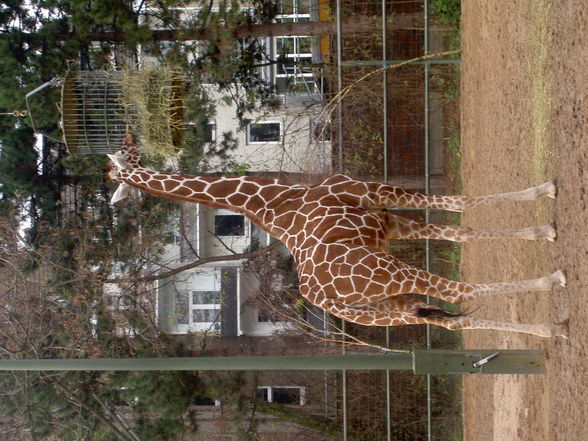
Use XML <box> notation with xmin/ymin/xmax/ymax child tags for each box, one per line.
<box><xmin>0</xmin><ymin>0</ymin><xmax>281</xmax><ymax>222</ymax></box>
<box><xmin>0</xmin><ymin>192</ymin><xmax>209</xmax><ymax>439</ymax></box>
<box><xmin>0</xmin><ymin>2</ymin><xmax>344</xmax><ymax>439</ymax></box>
<box><xmin>0</xmin><ymin>194</ymin><xmax>344</xmax><ymax>440</ymax></box>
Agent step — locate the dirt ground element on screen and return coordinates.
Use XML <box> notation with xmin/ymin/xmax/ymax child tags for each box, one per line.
<box><xmin>460</xmin><ymin>0</ymin><xmax>587</xmax><ymax>440</ymax></box>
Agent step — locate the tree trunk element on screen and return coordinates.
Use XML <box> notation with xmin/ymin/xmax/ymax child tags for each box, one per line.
<box><xmin>84</xmin><ymin>14</ymin><xmax>445</xmax><ymax>42</ymax></box>
<box><xmin>13</xmin><ymin>15</ymin><xmax>452</xmax><ymax>45</ymax></box>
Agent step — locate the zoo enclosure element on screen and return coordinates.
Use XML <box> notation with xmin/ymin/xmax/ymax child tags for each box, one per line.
<box><xmin>19</xmin><ymin>1</ymin><xmax>463</xmax><ymax>440</ymax></box>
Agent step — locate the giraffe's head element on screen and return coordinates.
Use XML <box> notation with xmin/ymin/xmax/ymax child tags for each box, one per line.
<box><xmin>105</xmin><ymin>134</ymin><xmax>144</xmax><ymax>203</ymax></box>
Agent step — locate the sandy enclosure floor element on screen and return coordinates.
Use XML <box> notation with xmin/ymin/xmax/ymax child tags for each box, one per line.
<box><xmin>460</xmin><ymin>1</ymin><xmax>587</xmax><ymax>440</ymax></box>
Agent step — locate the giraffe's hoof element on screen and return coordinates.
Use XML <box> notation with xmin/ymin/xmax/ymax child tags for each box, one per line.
<box><xmin>553</xmin><ymin>319</ymin><xmax>569</xmax><ymax>339</ymax></box>
<box><xmin>538</xmin><ymin>181</ymin><xmax>557</xmax><ymax>199</ymax></box>
<box><xmin>551</xmin><ymin>270</ymin><xmax>566</xmax><ymax>287</ymax></box>
<box><xmin>542</xmin><ymin>222</ymin><xmax>557</xmax><ymax>242</ymax></box>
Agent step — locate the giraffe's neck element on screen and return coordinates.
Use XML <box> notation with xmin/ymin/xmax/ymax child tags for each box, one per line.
<box><xmin>114</xmin><ymin>167</ymin><xmax>297</xmax><ymax>235</ymax></box>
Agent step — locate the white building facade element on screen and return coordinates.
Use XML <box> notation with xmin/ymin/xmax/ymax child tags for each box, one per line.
<box><xmin>148</xmin><ymin>0</ymin><xmax>331</xmax><ymax>337</ymax></box>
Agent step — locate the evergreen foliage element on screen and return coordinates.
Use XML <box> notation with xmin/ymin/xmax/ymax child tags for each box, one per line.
<box><xmin>432</xmin><ymin>0</ymin><xmax>462</xmax><ymax>26</ymax></box>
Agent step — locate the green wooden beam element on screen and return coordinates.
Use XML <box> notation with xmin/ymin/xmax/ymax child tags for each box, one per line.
<box><xmin>0</xmin><ymin>350</ymin><xmax>544</xmax><ymax>374</ymax></box>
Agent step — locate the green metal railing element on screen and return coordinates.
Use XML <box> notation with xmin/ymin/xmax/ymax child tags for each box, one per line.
<box><xmin>0</xmin><ymin>351</ymin><xmax>544</xmax><ymax>374</ymax></box>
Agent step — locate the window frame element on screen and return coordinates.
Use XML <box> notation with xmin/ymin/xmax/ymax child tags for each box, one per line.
<box><xmin>257</xmin><ymin>385</ymin><xmax>306</xmax><ymax>405</ymax></box>
<box><xmin>190</xmin><ymin>290</ymin><xmax>221</xmax><ymax>333</ymax></box>
<box><xmin>247</xmin><ymin>121</ymin><xmax>282</xmax><ymax>144</ymax></box>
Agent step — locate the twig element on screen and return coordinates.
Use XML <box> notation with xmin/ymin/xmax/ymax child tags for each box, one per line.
<box><xmin>105</xmin><ymin>241</ymin><xmax>281</xmax><ymax>283</ymax></box>
<box><xmin>320</xmin><ymin>49</ymin><xmax>461</xmax><ymax>123</ymax></box>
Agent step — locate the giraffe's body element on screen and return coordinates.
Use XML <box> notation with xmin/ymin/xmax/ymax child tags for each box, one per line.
<box><xmin>106</xmin><ymin>135</ymin><xmax>567</xmax><ymax>338</ymax></box>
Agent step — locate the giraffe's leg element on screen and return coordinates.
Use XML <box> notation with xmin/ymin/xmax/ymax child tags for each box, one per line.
<box><xmin>425</xmin><ymin>316</ymin><xmax>569</xmax><ymax>338</ymax></box>
<box><xmin>326</xmin><ymin>296</ymin><xmax>568</xmax><ymax>338</ymax></box>
<box><xmin>301</xmin><ymin>243</ymin><xmax>566</xmax><ymax>307</ymax></box>
<box><xmin>395</xmin><ymin>298</ymin><xmax>568</xmax><ymax>338</ymax></box>
<box><xmin>374</xmin><ymin>181</ymin><xmax>556</xmax><ymax>212</ymax></box>
<box><xmin>388</xmin><ymin>266</ymin><xmax>567</xmax><ymax>304</ymax></box>
<box><xmin>385</xmin><ymin>214</ymin><xmax>557</xmax><ymax>242</ymax></box>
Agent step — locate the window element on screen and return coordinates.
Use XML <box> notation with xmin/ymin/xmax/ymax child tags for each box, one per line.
<box><xmin>193</xmin><ymin>291</ymin><xmax>221</xmax><ymax>304</ymax></box>
<box><xmin>273</xmin><ymin>0</ymin><xmax>316</xmax><ymax>92</ymax></box>
<box><xmin>311</xmin><ymin>116</ymin><xmax>331</xmax><ymax>141</ymax></box>
<box><xmin>277</xmin><ymin>37</ymin><xmax>311</xmax><ymax>56</ymax></box>
<box><xmin>193</xmin><ymin>395</ymin><xmax>220</xmax><ymax>406</ymax></box>
<box><xmin>248</xmin><ymin>122</ymin><xmax>281</xmax><ymax>143</ymax></box>
<box><xmin>192</xmin><ymin>309</ymin><xmax>220</xmax><ymax>323</ymax></box>
<box><xmin>177</xmin><ymin>293</ymin><xmax>189</xmax><ymax>325</ymax></box>
<box><xmin>113</xmin><ymin>387</ymin><xmax>138</xmax><ymax>407</ymax></box>
<box><xmin>277</xmin><ymin>0</ymin><xmax>310</xmax><ymax>21</ymax></box>
<box><xmin>206</xmin><ymin>122</ymin><xmax>216</xmax><ymax>143</ymax></box>
<box><xmin>186</xmin><ymin>121</ymin><xmax>216</xmax><ymax>143</ymax></box>
<box><xmin>214</xmin><ymin>214</ymin><xmax>245</xmax><ymax>236</ymax></box>
<box><xmin>192</xmin><ymin>289</ymin><xmax>221</xmax><ymax>332</ymax></box>
<box><xmin>257</xmin><ymin>386</ymin><xmax>306</xmax><ymax>405</ymax></box>
<box><xmin>172</xmin><ymin>277</ymin><xmax>222</xmax><ymax>333</ymax></box>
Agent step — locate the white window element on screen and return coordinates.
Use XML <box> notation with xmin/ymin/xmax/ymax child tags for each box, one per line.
<box><xmin>113</xmin><ymin>387</ymin><xmax>139</xmax><ymax>407</ymax></box>
<box><xmin>257</xmin><ymin>386</ymin><xmax>306</xmax><ymax>405</ymax></box>
<box><xmin>310</xmin><ymin>116</ymin><xmax>331</xmax><ymax>142</ymax></box>
<box><xmin>191</xmin><ymin>290</ymin><xmax>221</xmax><ymax>333</ymax></box>
<box><xmin>206</xmin><ymin>122</ymin><xmax>216</xmax><ymax>143</ymax></box>
<box><xmin>176</xmin><ymin>290</ymin><xmax>221</xmax><ymax>333</ymax></box>
<box><xmin>186</xmin><ymin>120</ymin><xmax>216</xmax><ymax>143</ymax></box>
<box><xmin>175</xmin><ymin>269</ymin><xmax>222</xmax><ymax>333</ymax></box>
<box><xmin>273</xmin><ymin>0</ymin><xmax>316</xmax><ymax>93</ymax></box>
<box><xmin>193</xmin><ymin>395</ymin><xmax>221</xmax><ymax>406</ymax></box>
<box><xmin>247</xmin><ymin>122</ymin><xmax>282</xmax><ymax>144</ymax></box>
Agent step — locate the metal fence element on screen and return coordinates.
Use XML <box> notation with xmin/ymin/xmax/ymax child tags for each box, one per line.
<box><xmin>15</xmin><ymin>1</ymin><xmax>462</xmax><ymax>439</ymax></box>
<box><xmin>329</xmin><ymin>0</ymin><xmax>462</xmax><ymax>440</ymax></box>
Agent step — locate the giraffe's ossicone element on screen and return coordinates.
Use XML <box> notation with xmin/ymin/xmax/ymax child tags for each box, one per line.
<box><xmin>105</xmin><ymin>135</ymin><xmax>568</xmax><ymax>338</ymax></box>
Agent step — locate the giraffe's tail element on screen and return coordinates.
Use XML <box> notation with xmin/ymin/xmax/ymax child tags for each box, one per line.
<box><xmin>415</xmin><ymin>303</ymin><xmax>482</xmax><ymax>318</ymax></box>
<box><xmin>415</xmin><ymin>307</ymin><xmax>464</xmax><ymax>318</ymax></box>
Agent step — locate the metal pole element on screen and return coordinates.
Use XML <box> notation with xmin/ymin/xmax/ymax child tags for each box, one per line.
<box><xmin>0</xmin><ymin>355</ymin><xmax>412</xmax><ymax>371</ymax></box>
<box><xmin>381</xmin><ymin>4</ymin><xmax>392</xmax><ymax>441</ymax></box>
<box><xmin>423</xmin><ymin>0</ymin><xmax>433</xmax><ymax>437</ymax></box>
<box><xmin>335</xmin><ymin>4</ymin><xmax>347</xmax><ymax>439</ymax></box>
<box><xmin>336</xmin><ymin>0</ymin><xmax>344</xmax><ymax>173</ymax></box>
<box><xmin>341</xmin><ymin>325</ymin><xmax>348</xmax><ymax>441</ymax></box>
<box><xmin>340</xmin><ymin>59</ymin><xmax>461</xmax><ymax>66</ymax></box>
<box><xmin>0</xmin><ymin>350</ymin><xmax>545</xmax><ymax>374</ymax></box>
<box><xmin>424</xmin><ymin>0</ymin><xmax>432</xmax><ymax>327</ymax></box>
<box><xmin>382</xmin><ymin>0</ymin><xmax>388</xmax><ymax>182</ymax></box>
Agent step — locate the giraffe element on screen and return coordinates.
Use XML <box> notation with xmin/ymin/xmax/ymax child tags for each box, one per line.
<box><xmin>105</xmin><ymin>134</ymin><xmax>568</xmax><ymax>338</ymax></box>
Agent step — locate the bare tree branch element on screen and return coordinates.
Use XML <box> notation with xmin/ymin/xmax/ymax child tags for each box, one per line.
<box><xmin>105</xmin><ymin>241</ymin><xmax>282</xmax><ymax>283</ymax></box>
<box><xmin>52</xmin><ymin>380</ymin><xmax>141</xmax><ymax>441</ymax></box>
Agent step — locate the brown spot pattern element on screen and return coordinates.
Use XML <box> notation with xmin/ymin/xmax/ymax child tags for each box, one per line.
<box><xmin>108</xmin><ymin>146</ymin><xmax>562</xmax><ymax>335</ymax></box>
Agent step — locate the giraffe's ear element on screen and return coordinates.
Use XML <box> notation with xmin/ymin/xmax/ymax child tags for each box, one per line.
<box><xmin>111</xmin><ymin>183</ymin><xmax>132</xmax><ymax>204</ymax></box>
<box><xmin>107</xmin><ymin>152</ymin><xmax>131</xmax><ymax>170</ymax></box>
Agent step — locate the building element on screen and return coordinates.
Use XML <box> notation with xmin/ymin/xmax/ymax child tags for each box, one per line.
<box><xmin>134</xmin><ymin>1</ymin><xmax>332</xmax><ymax>338</ymax></box>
